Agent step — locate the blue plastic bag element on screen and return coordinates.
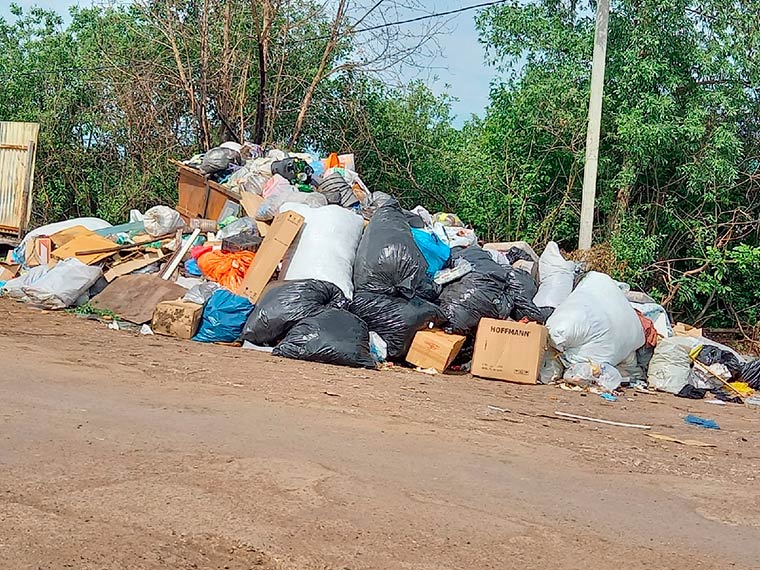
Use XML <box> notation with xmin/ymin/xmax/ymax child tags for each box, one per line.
<box><xmin>184</xmin><ymin>258</ymin><xmax>202</xmax><ymax>277</ymax></box>
<box><xmin>193</xmin><ymin>289</ymin><xmax>254</xmax><ymax>343</ymax></box>
<box><xmin>411</xmin><ymin>228</ymin><xmax>450</xmax><ymax>275</ymax></box>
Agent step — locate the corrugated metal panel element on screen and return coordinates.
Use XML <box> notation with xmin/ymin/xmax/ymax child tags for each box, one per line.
<box><xmin>0</xmin><ymin>121</ymin><xmax>39</xmax><ymax>235</ymax></box>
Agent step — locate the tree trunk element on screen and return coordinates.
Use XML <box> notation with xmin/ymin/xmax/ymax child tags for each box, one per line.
<box><xmin>288</xmin><ymin>0</ymin><xmax>347</xmax><ymax>148</ymax></box>
<box><xmin>252</xmin><ymin>0</ymin><xmax>274</xmax><ymax>145</ymax></box>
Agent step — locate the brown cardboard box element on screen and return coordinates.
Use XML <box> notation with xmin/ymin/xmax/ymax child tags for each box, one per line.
<box><xmin>51</xmin><ymin>229</ymin><xmax>117</xmax><ymax>265</ymax></box>
<box><xmin>406</xmin><ymin>329</ymin><xmax>467</xmax><ymax>373</ymax></box>
<box><xmin>237</xmin><ymin>210</ymin><xmax>304</xmax><ymax>303</ymax></box>
<box><xmin>0</xmin><ymin>262</ymin><xmax>20</xmax><ymax>281</ymax></box>
<box><xmin>673</xmin><ymin>322</ymin><xmax>703</xmax><ymax>338</ymax></box>
<box><xmin>472</xmin><ymin>318</ymin><xmax>548</xmax><ymax>384</ymax></box>
<box><xmin>151</xmin><ymin>299</ymin><xmax>203</xmax><ymax>339</ymax></box>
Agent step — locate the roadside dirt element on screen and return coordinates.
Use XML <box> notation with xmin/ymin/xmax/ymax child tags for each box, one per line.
<box><xmin>1</xmin><ymin>297</ymin><xmax>759</xmax><ymax>569</ymax></box>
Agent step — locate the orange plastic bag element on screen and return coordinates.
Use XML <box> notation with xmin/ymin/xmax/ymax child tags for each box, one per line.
<box><xmin>325</xmin><ymin>152</ymin><xmax>341</xmax><ymax>169</ymax></box>
<box><xmin>197</xmin><ymin>250</ymin><xmax>256</xmax><ymax>291</ymax></box>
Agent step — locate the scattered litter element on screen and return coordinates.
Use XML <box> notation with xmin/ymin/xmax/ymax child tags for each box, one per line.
<box><xmin>599</xmin><ymin>393</ymin><xmax>618</xmax><ymax>402</ymax></box>
<box><xmin>107</xmin><ymin>321</ymin><xmax>120</xmax><ymax>331</ymax></box>
<box><xmin>684</xmin><ymin>415</ymin><xmax>720</xmax><ymax>430</ymax></box>
<box><xmin>415</xmin><ymin>367</ymin><xmax>439</xmax><ymax>375</ymax></box>
<box><xmin>140</xmin><ymin>324</ymin><xmax>154</xmax><ymax>335</ymax></box>
<box><xmin>324</xmin><ymin>391</ymin><xmax>342</xmax><ymax>397</ymax></box>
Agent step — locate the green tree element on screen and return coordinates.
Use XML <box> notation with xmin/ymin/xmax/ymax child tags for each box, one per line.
<box><xmin>469</xmin><ymin>0</ymin><xmax>760</xmax><ymax>327</ymax></box>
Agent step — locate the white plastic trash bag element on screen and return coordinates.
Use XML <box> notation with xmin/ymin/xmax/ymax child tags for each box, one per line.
<box><xmin>22</xmin><ymin>258</ymin><xmax>102</xmax><ymax>309</ymax></box>
<box><xmin>647</xmin><ymin>336</ymin><xmax>700</xmax><ymax>393</ymax></box>
<box><xmin>564</xmin><ymin>361</ymin><xmax>623</xmax><ymax>392</ymax></box>
<box><xmin>546</xmin><ymin>271</ymin><xmax>645</xmax><ymax>366</ymax></box>
<box><xmin>432</xmin><ymin>222</ymin><xmax>477</xmax><ymax>248</ymax></box>
<box><xmin>143</xmin><ymin>206</ymin><xmax>184</xmax><ymax>237</ymax></box>
<box><xmin>280</xmin><ymin>203</ymin><xmax>364</xmax><ymax>299</ymax></box>
<box><xmin>533</xmin><ymin>241</ymin><xmax>575</xmax><ymax>308</ymax></box>
<box><xmin>2</xmin><ymin>264</ymin><xmax>50</xmax><ymax>301</ymax></box>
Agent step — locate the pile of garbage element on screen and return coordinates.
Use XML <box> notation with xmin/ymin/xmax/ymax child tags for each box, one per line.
<box><xmin>2</xmin><ymin>144</ymin><xmax>758</xmax><ymax>406</ymax></box>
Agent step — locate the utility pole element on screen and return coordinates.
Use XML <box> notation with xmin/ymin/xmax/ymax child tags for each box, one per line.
<box><xmin>578</xmin><ymin>0</ymin><xmax>610</xmax><ymax>250</ymax></box>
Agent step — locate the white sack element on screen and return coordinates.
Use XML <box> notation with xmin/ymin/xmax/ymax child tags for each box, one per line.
<box><xmin>533</xmin><ymin>241</ymin><xmax>575</xmax><ymax>308</ymax></box>
<box><xmin>143</xmin><ymin>205</ymin><xmax>184</xmax><ymax>237</ymax></box>
<box><xmin>546</xmin><ymin>271</ymin><xmax>645</xmax><ymax>366</ymax></box>
<box><xmin>280</xmin><ymin>203</ymin><xmax>364</xmax><ymax>299</ymax></box>
<box><xmin>647</xmin><ymin>336</ymin><xmax>700</xmax><ymax>393</ymax></box>
<box><xmin>22</xmin><ymin>258</ymin><xmax>102</xmax><ymax>309</ymax></box>
<box><xmin>630</xmin><ymin>301</ymin><xmax>672</xmax><ymax>338</ymax></box>
<box><xmin>2</xmin><ymin>265</ymin><xmax>50</xmax><ymax>301</ymax></box>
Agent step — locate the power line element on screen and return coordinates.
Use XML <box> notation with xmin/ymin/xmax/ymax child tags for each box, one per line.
<box><xmin>0</xmin><ymin>0</ymin><xmax>507</xmax><ymax>78</ymax></box>
<box><xmin>302</xmin><ymin>0</ymin><xmax>507</xmax><ymax>42</ymax></box>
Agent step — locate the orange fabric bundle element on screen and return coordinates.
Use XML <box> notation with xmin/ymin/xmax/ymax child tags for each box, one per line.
<box><xmin>197</xmin><ymin>250</ymin><xmax>256</xmax><ymax>291</ymax></box>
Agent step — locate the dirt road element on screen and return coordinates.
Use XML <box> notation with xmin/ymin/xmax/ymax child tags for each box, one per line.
<box><xmin>1</xmin><ymin>298</ymin><xmax>759</xmax><ymax>569</ymax></box>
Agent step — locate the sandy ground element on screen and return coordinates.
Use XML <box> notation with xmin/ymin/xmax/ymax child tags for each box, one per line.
<box><xmin>1</xmin><ymin>297</ymin><xmax>759</xmax><ymax>570</ymax></box>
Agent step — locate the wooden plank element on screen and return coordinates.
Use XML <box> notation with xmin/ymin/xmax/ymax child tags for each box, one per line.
<box><xmin>0</xmin><ymin>144</ymin><xmax>29</xmax><ymax>151</ymax></box>
<box><xmin>161</xmin><ymin>228</ymin><xmax>200</xmax><ymax>280</ymax></box>
<box><xmin>74</xmin><ymin>232</ymin><xmax>175</xmax><ymax>255</ymax></box>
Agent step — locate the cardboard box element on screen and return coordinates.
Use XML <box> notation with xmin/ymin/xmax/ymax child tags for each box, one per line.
<box><xmin>151</xmin><ymin>299</ymin><xmax>203</xmax><ymax>339</ymax></box>
<box><xmin>406</xmin><ymin>329</ymin><xmax>467</xmax><ymax>373</ymax></box>
<box><xmin>237</xmin><ymin>210</ymin><xmax>304</xmax><ymax>303</ymax></box>
<box><xmin>51</xmin><ymin>229</ymin><xmax>117</xmax><ymax>265</ymax></box>
<box><xmin>472</xmin><ymin>318</ymin><xmax>548</xmax><ymax>384</ymax></box>
<box><xmin>673</xmin><ymin>322</ymin><xmax>703</xmax><ymax>338</ymax></box>
<box><xmin>0</xmin><ymin>262</ymin><xmax>20</xmax><ymax>281</ymax></box>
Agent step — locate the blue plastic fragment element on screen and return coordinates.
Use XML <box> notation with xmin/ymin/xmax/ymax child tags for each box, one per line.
<box><xmin>684</xmin><ymin>414</ymin><xmax>720</xmax><ymax>430</ymax></box>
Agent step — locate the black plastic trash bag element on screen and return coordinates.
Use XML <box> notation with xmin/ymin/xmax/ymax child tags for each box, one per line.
<box><xmin>416</xmin><ymin>275</ymin><xmax>442</xmax><ymax>302</ymax></box>
<box><xmin>349</xmin><ymin>293</ymin><xmax>443</xmax><ymax>360</ymax></box>
<box><xmin>506</xmin><ymin>267</ymin><xmax>538</xmax><ymax>300</ymax></box>
<box><xmin>438</xmin><ymin>272</ymin><xmax>513</xmax><ymax>334</ymax></box>
<box><xmin>740</xmin><ymin>360</ymin><xmax>760</xmax><ymax>389</ymax></box>
<box><xmin>273</xmin><ymin>308</ymin><xmax>376</xmax><ymax>368</ymax></box>
<box><xmin>242</xmin><ymin>279</ymin><xmax>347</xmax><ymax>346</ymax></box>
<box><xmin>504</xmin><ymin>266</ymin><xmax>548</xmax><ymax>322</ymax></box>
<box><xmin>438</xmin><ymin>246</ymin><xmax>513</xmax><ymax>334</ymax></box>
<box><xmin>512</xmin><ymin>296</ymin><xmax>552</xmax><ymax>324</ymax></box>
<box><xmin>451</xmin><ymin>246</ymin><xmax>507</xmax><ymax>281</ymax></box>
<box><xmin>353</xmin><ymin>204</ymin><xmax>429</xmax><ymax>299</ymax></box>
<box><xmin>696</xmin><ymin>345</ymin><xmax>722</xmax><ymax>366</ymax></box>
<box><xmin>698</xmin><ymin>344</ymin><xmax>743</xmax><ymax>379</ymax></box>
<box><xmin>505</xmin><ymin>246</ymin><xmax>534</xmax><ymax>264</ymax></box>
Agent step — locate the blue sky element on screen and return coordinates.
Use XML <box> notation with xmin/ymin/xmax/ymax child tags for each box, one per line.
<box><xmin>1</xmin><ymin>0</ymin><xmax>495</xmax><ymax>125</ymax></box>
